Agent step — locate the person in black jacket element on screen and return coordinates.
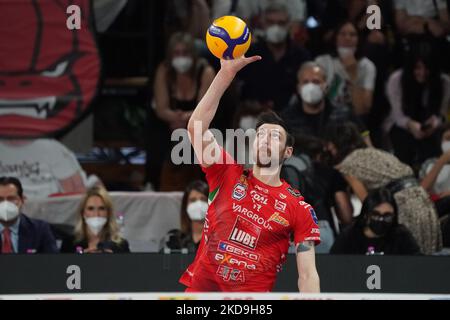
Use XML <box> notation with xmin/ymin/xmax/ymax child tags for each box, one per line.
<box><xmin>0</xmin><ymin>177</ymin><xmax>58</xmax><ymax>253</ymax></box>
<box><xmin>330</xmin><ymin>187</ymin><xmax>421</xmax><ymax>255</ymax></box>
<box><xmin>61</xmin><ymin>187</ymin><xmax>129</xmax><ymax>253</ymax></box>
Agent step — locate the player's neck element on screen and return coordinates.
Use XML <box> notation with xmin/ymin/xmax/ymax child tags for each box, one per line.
<box><xmin>251</xmin><ymin>165</ymin><xmax>283</xmax><ymax>187</ymax></box>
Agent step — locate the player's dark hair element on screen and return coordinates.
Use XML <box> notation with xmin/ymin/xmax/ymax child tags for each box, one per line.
<box><xmin>0</xmin><ymin>176</ymin><xmax>24</xmax><ymax>199</ymax></box>
<box><xmin>255</xmin><ymin>111</ymin><xmax>294</xmax><ymax>148</ymax></box>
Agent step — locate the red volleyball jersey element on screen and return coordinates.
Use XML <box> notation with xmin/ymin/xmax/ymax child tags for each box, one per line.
<box><xmin>180</xmin><ymin>148</ymin><xmax>320</xmax><ymax>292</ymax></box>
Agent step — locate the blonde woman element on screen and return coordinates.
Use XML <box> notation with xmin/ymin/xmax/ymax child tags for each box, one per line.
<box><xmin>61</xmin><ymin>187</ymin><xmax>129</xmax><ymax>253</ymax></box>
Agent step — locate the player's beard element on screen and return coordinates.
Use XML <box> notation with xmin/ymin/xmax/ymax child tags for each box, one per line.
<box><xmin>256</xmin><ymin>146</ymin><xmax>284</xmax><ymax>170</ymax></box>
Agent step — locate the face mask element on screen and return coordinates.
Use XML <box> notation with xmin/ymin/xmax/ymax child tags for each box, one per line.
<box><xmin>337</xmin><ymin>46</ymin><xmax>356</xmax><ymax>58</ymax></box>
<box><xmin>368</xmin><ymin>216</ymin><xmax>393</xmax><ymax>236</ymax></box>
<box><xmin>265</xmin><ymin>25</ymin><xmax>288</xmax><ymax>44</ymax></box>
<box><xmin>300</xmin><ymin>83</ymin><xmax>324</xmax><ymax>105</ymax></box>
<box><xmin>171</xmin><ymin>56</ymin><xmax>193</xmax><ymax>73</ymax></box>
<box><xmin>442</xmin><ymin>141</ymin><xmax>450</xmax><ymax>153</ymax></box>
<box><xmin>0</xmin><ymin>201</ymin><xmax>19</xmax><ymax>222</ymax></box>
<box><xmin>85</xmin><ymin>217</ymin><xmax>107</xmax><ymax>235</ymax></box>
<box><xmin>186</xmin><ymin>200</ymin><xmax>208</xmax><ymax>221</ymax></box>
<box><xmin>239</xmin><ymin>116</ymin><xmax>258</xmax><ymax>131</ymax></box>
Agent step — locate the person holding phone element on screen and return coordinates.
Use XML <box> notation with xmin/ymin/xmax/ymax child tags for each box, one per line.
<box><xmin>385</xmin><ymin>44</ymin><xmax>450</xmax><ymax>169</ymax></box>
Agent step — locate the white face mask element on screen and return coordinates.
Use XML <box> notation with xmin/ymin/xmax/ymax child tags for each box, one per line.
<box><xmin>442</xmin><ymin>141</ymin><xmax>450</xmax><ymax>153</ymax></box>
<box><xmin>85</xmin><ymin>217</ymin><xmax>107</xmax><ymax>236</ymax></box>
<box><xmin>171</xmin><ymin>56</ymin><xmax>193</xmax><ymax>73</ymax></box>
<box><xmin>337</xmin><ymin>46</ymin><xmax>356</xmax><ymax>59</ymax></box>
<box><xmin>239</xmin><ymin>116</ymin><xmax>258</xmax><ymax>131</ymax></box>
<box><xmin>186</xmin><ymin>200</ymin><xmax>208</xmax><ymax>221</ymax></box>
<box><xmin>300</xmin><ymin>83</ymin><xmax>324</xmax><ymax>105</ymax></box>
<box><xmin>0</xmin><ymin>201</ymin><xmax>19</xmax><ymax>222</ymax></box>
<box><xmin>265</xmin><ymin>25</ymin><xmax>288</xmax><ymax>44</ymax></box>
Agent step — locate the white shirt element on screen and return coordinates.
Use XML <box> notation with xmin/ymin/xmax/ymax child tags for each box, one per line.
<box><xmin>315</xmin><ymin>54</ymin><xmax>376</xmax><ymax>109</ymax></box>
<box><xmin>394</xmin><ymin>0</ymin><xmax>447</xmax><ymax>18</ymax></box>
<box><xmin>0</xmin><ymin>139</ymin><xmax>86</xmax><ymax>199</ymax></box>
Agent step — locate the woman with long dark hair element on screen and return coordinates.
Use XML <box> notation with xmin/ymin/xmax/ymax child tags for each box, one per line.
<box><xmin>331</xmin><ymin>188</ymin><xmax>421</xmax><ymax>255</ymax></box>
<box><xmin>324</xmin><ymin>122</ymin><xmax>442</xmax><ymax>254</ymax></box>
<box><xmin>385</xmin><ymin>42</ymin><xmax>450</xmax><ymax>168</ymax></box>
<box><xmin>161</xmin><ymin>180</ymin><xmax>209</xmax><ymax>253</ymax></box>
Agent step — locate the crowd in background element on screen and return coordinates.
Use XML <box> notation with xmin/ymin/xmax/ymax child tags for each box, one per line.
<box><xmin>1</xmin><ymin>0</ymin><xmax>450</xmax><ymax>255</ymax></box>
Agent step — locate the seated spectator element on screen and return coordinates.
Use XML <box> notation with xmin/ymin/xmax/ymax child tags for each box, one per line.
<box><xmin>330</xmin><ymin>188</ymin><xmax>421</xmax><ymax>255</ymax></box>
<box><xmin>419</xmin><ymin>124</ymin><xmax>450</xmax><ymax>222</ymax></box>
<box><xmin>385</xmin><ymin>44</ymin><xmax>450</xmax><ymax>169</ymax></box>
<box><xmin>280</xmin><ymin>61</ymin><xmax>369</xmax><ymax>140</ymax></box>
<box><xmin>315</xmin><ymin>21</ymin><xmax>376</xmax><ymax>117</ymax></box>
<box><xmin>420</xmin><ymin>124</ymin><xmax>450</xmax><ymax>198</ymax></box>
<box><xmin>164</xmin><ymin>0</ymin><xmax>211</xmax><ymax>43</ymax></box>
<box><xmin>281</xmin><ymin>135</ymin><xmax>353</xmax><ymax>253</ymax></box>
<box><xmin>161</xmin><ymin>180</ymin><xmax>208</xmax><ymax>253</ymax></box>
<box><xmin>0</xmin><ymin>139</ymin><xmax>91</xmax><ymax>199</ymax></box>
<box><xmin>239</xmin><ymin>3</ymin><xmax>310</xmax><ymax>111</ymax></box>
<box><xmin>211</xmin><ymin>0</ymin><xmax>308</xmax><ymax>45</ymax></box>
<box><xmin>153</xmin><ymin>32</ymin><xmax>215</xmax><ymax>191</ymax></box>
<box><xmin>324</xmin><ymin>122</ymin><xmax>442</xmax><ymax>254</ymax></box>
<box><xmin>394</xmin><ymin>0</ymin><xmax>450</xmax><ymax>39</ymax></box>
<box><xmin>0</xmin><ymin>177</ymin><xmax>58</xmax><ymax>254</ymax></box>
<box><xmin>61</xmin><ymin>187</ymin><xmax>129</xmax><ymax>253</ymax></box>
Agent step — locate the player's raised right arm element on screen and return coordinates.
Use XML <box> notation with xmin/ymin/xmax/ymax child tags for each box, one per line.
<box><xmin>187</xmin><ymin>56</ymin><xmax>261</xmax><ymax>168</ymax></box>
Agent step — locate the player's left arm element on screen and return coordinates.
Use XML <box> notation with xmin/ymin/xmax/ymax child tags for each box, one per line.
<box><xmin>296</xmin><ymin>241</ymin><xmax>320</xmax><ymax>293</ymax></box>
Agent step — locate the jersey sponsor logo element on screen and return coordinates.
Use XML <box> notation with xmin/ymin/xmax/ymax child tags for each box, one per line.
<box><xmin>309</xmin><ymin>208</ymin><xmax>319</xmax><ymax>225</ymax></box>
<box><xmin>274</xmin><ymin>199</ymin><xmax>287</xmax><ymax>213</ymax></box>
<box><xmin>216</xmin><ymin>265</ymin><xmax>245</xmax><ymax>282</ymax></box>
<box><xmin>254</xmin><ymin>184</ymin><xmax>269</xmax><ymax>194</ymax></box>
<box><xmin>232</xmin><ymin>203</ymin><xmax>273</xmax><ymax>230</ymax></box>
<box><xmin>279</xmin><ymin>193</ymin><xmax>287</xmax><ymax>199</ymax></box>
<box><xmin>232</xmin><ymin>183</ymin><xmax>247</xmax><ymax>201</ymax></box>
<box><xmin>311</xmin><ymin>228</ymin><xmax>320</xmax><ymax>234</ymax></box>
<box><xmin>268</xmin><ymin>212</ymin><xmax>290</xmax><ymax>227</ymax></box>
<box><xmin>229</xmin><ymin>216</ymin><xmax>261</xmax><ymax>250</ymax></box>
<box><xmin>250</xmin><ymin>190</ymin><xmax>268</xmax><ymax>205</ymax></box>
<box><xmin>287</xmin><ymin>187</ymin><xmax>302</xmax><ymax>197</ymax></box>
<box><xmin>218</xmin><ymin>241</ymin><xmax>260</xmax><ymax>262</ymax></box>
<box><xmin>214</xmin><ymin>253</ymin><xmax>257</xmax><ymax>270</ymax></box>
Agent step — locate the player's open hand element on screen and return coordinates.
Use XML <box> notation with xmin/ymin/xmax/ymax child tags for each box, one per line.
<box><xmin>219</xmin><ymin>55</ymin><xmax>262</xmax><ymax>78</ymax></box>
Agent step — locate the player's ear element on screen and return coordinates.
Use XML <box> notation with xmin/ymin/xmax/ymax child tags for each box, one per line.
<box><xmin>284</xmin><ymin>146</ymin><xmax>293</xmax><ymax>160</ymax></box>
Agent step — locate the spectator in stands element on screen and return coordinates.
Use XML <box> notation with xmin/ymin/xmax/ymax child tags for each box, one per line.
<box><xmin>330</xmin><ymin>188</ymin><xmax>421</xmax><ymax>255</ymax></box>
<box><xmin>0</xmin><ymin>139</ymin><xmax>91</xmax><ymax>199</ymax></box>
<box><xmin>61</xmin><ymin>187</ymin><xmax>129</xmax><ymax>253</ymax></box>
<box><xmin>394</xmin><ymin>0</ymin><xmax>450</xmax><ymax>39</ymax></box>
<box><xmin>153</xmin><ymin>32</ymin><xmax>215</xmax><ymax>191</ymax></box>
<box><xmin>419</xmin><ymin>124</ymin><xmax>450</xmax><ymax>224</ymax></box>
<box><xmin>280</xmin><ymin>61</ymin><xmax>369</xmax><ymax>140</ymax></box>
<box><xmin>324</xmin><ymin>122</ymin><xmax>442</xmax><ymax>254</ymax></box>
<box><xmin>211</xmin><ymin>0</ymin><xmax>308</xmax><ymax>45</ymax></box>
<box><xmin>315</xmin><ymin>21</ymin><xmax>376</xmax><ymax>117</ymax></box>
<box><xmin>164</xmin><ymin>0</ymin><xmax>211</xmax><ymax>42</ymax></box>
<box><xmin>162</xmin><ymin>180</ymin><xmax>208</xmax><ymax>253</ymax></box>
<box><xmin>420</xmin><ymin>124</ymin><xmax>450</xmax><ymax>198</ymax></box>
<box><xmin>0</xmin><ymin>177</ymin><xmax>58</xmax><ymax>254</ymax></box>
<box><xmin>385</xmin><ymin>44</ymin><xmax>450</xmax><ymax>169</ymax></box>
<box><xmin>281</xmin><ymin>135</ymin><xmax>353</xmax><ymax>253</ymax></box>
<box><xmin>239</xmin><ymin>3</ymin><xmax>310</xmax><ymax>111</ymax></box>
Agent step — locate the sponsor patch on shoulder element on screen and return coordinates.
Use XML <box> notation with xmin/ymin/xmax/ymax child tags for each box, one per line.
<box><xmin>287</xmin><ymin>186</ymin><xmax>302</xmax><ymax>197</ymax></box>
<box><xmin>309</xmin><ymin>208</ymin><xmax>319</xmax><ymax>225</ymax></box>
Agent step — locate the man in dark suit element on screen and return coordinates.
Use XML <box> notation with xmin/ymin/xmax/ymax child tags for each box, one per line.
<box><xmin>0</xmin><ymin>177</ymin><xmax>58</xmax><ymax>253</ymax></box>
